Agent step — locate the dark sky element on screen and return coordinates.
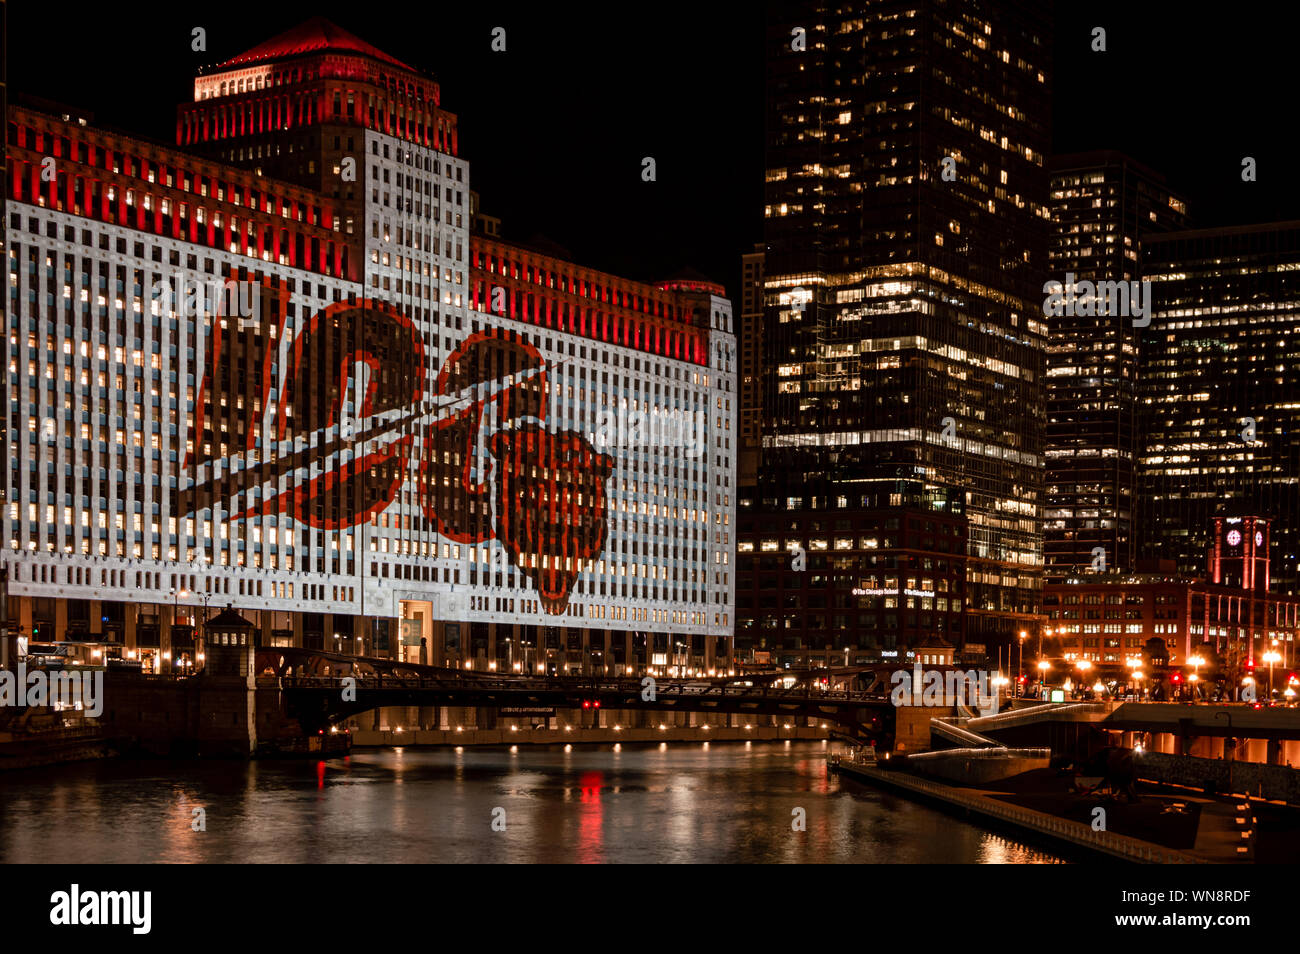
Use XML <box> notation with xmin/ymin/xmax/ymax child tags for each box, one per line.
<box><xmin>10</xmin><ymin>1</ymin><xmax>1300</xmax><ymax>300</ymax></box>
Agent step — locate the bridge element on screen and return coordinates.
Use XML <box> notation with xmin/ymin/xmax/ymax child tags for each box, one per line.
<box><xmin>255</xmin><ymin>648</ymin><xmax>897</xmax><ymax>745</ymax></box>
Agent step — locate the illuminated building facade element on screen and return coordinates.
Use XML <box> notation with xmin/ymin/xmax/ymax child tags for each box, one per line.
<box><xmin>751</xmin><ymin>0</ymin><xmax>1052</xmax><ymax>657</ymax></box>
<box><xmin>1046</xmin><ymin>518</ymin><xmax>1300</xmax><ymax>673</ymax></box>
<box><xmin>1139</xmin><ymin>222</ymin><xmax>1300</xmax><ymax>595</ymax></box>
<box><xmin>738</xmin><ymin>243</ymin><xmax>764</xmax><ymax>489</ymax></box>
<box><xmin>735</xmin><ymin>478</ymin><xmax>968</xmax><ymax>668</ymax></box>
<box><xmin>1045</xmin><ymin>152</ymin><xmax>1187</xmax><ymax>579</ymax></box>
<box><xmin>3</xmin><ymin>19</ymin><xmax>736</xmax><ymax>677</ymax></box>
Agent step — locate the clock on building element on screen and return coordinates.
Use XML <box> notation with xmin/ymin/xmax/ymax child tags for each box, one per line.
<box><xmin>1227</xmin><ymin>529</ymin><xmax>1242</xmax><ymax>547</ymax></box>
<box><xmin>1256</xmin><ymin>530</ymin><xmax>1264</xmax><ymax>547</ymax></box>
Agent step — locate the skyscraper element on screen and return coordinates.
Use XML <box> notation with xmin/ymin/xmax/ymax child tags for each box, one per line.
<box><xmin>1045</xmin><ymin>152</ymin><xmax>1188</xmax><ymax>580</ymax></box>
<box><xmin>749</xmin><ymin>0</ymin><xmax>1052</xmax><ymax>656</ymax></box>
<box><xmin>1140</xmin><ymin>222</ymin><xmax>1300</xmax><ymax>595</ymax></box>
<box><xmin>738</xmin><ymin>242</ymin><xmax>764</xmax><ymax>489</ymax></box>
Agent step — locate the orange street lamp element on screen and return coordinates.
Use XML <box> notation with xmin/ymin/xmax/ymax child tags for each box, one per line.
<box><xmin>1264</xmin><ymin>648</ymin><xmax>1282</xmax><ymax>701</ymax></box>
<box><xmin>1018</xmin><ymin>630</ymin><xmax>1027</xmax><ymax>697</ymax></box>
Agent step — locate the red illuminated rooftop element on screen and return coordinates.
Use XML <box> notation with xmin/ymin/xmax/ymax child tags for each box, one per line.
<box><xmin>216</xmin><ymin>16</ymin><xmax>415</xmax><ymax>72</ymax></box>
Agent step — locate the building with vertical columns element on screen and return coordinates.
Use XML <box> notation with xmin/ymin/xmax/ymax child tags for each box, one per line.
<box><xmin>738</xmin><ymin>243</ymin><xmax>764</xmax><ymax>490</ymax></box>
<box><xmin>750</xmin><ymin>0</ymin><xmax>1052</xmax><ymax>662</ymax></box>
<box><xmin>1139</xmin><ymin>221</ymin><xmax>1300</xmax><ymax>595</ymax></box>
<box><xmin>1045</xmin><ymin>152</ymin><xmax>1188</xmax><ymax>580</ymax></box>
<box><xmin>1045</xmin><ymin>517</ymin><xmax>1300</xmax><ymax>677</ymax></box>
<box><xmin>3</xmin><ymin>18</ymin><xmax>736</xmax><ymax>685</ymax></box>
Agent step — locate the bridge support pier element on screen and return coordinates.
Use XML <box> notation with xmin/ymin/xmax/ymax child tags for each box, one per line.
<box><xmin>1268</xmin><ymin>738</ymin><xmax>1283</xmax><ymax>765</ymax></box>
<box><xmin>197</xmin><ymin>674</ymin><xmax>256</xmax><ymax>757</ymax></box>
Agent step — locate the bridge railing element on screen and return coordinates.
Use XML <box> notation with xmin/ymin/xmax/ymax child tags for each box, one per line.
<box><xmin>269</xmin><ymin>671</ymin><xmax>889</xmax><ymax>705</ymax></box>
<box><xmin>842</xmin><ymin>764</ymin><xmax>1207</xmax><ymax>863</ymax></box>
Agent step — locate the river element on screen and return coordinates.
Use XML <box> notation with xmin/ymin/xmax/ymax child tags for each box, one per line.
<box><xmin>0</xmin><ymin>741</ymin><xmax>1065</xmax><ymax>863</ymax></box>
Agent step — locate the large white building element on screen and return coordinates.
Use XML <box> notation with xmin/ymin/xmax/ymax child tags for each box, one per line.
<box><xmin>3</xmin><ymin>18</ymin><xmax>736</xmax><ymax>677</ymax></box>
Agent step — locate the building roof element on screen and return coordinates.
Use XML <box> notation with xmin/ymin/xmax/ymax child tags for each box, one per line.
<box><xmin>915</xmin><ymin>632</ymin><xmax>952</xmax><ymax>649</ymax></box>
<box><xmin>658</xmin><ymin>266</ymin><xmax>726</xmax><ymax>297</ymax></box>
<box><xmin>216</xmin><ymin>17</ymin><xmax>415</xmax><ymax>72</ymax></box>
<box><xmin>1048</xmin><ymin>149</ymin><xmax>1171</xmax><ymax>186</ymax></box>
<box><xmin>206</xmin><ymin>606</ymin><xmax>256</xmax><ymax>629</ymax></box>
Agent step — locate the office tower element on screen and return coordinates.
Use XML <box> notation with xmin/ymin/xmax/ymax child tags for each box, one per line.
<box><xmin>748</xmin><ymin>0</ymin><xmax>1052</xmax><ymax>657</ymax></box>
<box><xmin>1045</xmin><ymin>152</ymin><xmax>1188</xmax><ymax>580</ymax></box>
<box><xmin>739</xmin><ymin>243</ymin><xmax>764</xmax><ymax>488</ymax></box>
<box><xmin>1140</xmin><ymin>222</ymin><xmax>1300</xmax><ymax>595</ymax></box>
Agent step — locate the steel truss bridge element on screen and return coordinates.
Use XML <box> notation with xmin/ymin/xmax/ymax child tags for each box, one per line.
<box><xmin>256</xmin><ymin>648</ymin><xmax>897</xmax><ymax>744</ymax></box>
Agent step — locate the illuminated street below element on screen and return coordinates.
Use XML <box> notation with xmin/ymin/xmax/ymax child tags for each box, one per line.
<box><xmin>0</xmin><ymin>742</ymin><xmax>1063</xmax><ymax>863</ymax></box>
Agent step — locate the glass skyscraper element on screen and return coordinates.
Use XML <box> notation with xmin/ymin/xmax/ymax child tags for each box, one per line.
<box><xmin>747</xmin><ymin>0</ymin><xmax>1052</xmax><ymax>655</ymax></box>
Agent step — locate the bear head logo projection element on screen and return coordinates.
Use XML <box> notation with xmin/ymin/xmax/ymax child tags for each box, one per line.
<box><xmin>187</xmin><ymin>304</ymin><xmax>614</xmax><ymax>613</ymax></box>
<box><xmin>418</xmin><ymin>329</ymin><xmax>614</xmax><ymax>613</ymax></box>
<box><xmin>489</xmin><ymin>423</ymin><xmax>614</xmax><ymax>613</ymax></box>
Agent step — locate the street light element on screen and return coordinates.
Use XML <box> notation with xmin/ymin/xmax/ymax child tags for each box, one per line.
<box><xmin>1075</xmin><ymin>659</ymin><xmax>1092</xmax><ymax>700</ymax></box>
<box><xmin>1018</xmin><ymin>631</ymin><xmax>1027</xmax><ymax>698</ymax></box>
<box><xmin>1125</xmin><ymin>655</ymin><xmax>1142</xmax><ymax>699</ymax></box>
<box><xmin>1036</xmin><ymin>659</ymin><xmax>1050</xmax><ymax>698</ymax></box>
<box><xmin>1264</xmin><ymin>647</ymin><xmax>1282</xmax><ymax>702</ymax></box>
<box><xmin>992</xmin><ymin>673</ymin><xmax>1009</xmax><ymax>709</ymax></box>
<box><xmin>1188</xmin><ymin>654</ymin><xmax>1205</xmax><ymax>703</ymax></box>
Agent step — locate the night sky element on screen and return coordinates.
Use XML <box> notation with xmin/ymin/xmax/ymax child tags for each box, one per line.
<box><xmin>10</xmin><ymin>1</ymin><xmax>1300</xmax><ymax>299</ymax></box>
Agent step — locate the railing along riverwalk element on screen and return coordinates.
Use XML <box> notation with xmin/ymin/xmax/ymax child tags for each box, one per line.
<box><xmin>832</xmin><ymin>757</ymin><xmax>1208</xmax><ymax>863</ymax></box>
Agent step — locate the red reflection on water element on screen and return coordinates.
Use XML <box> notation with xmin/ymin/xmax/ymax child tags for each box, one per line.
<box><xmin>317</xmin><ymin>760</ymin><xmax>327</xmax><ymax>790</ymax></box>
<box><xmin>577</xmin><ymin>771</ymin><xmax>604</xmax><ymax>863</ymax></box>
<box><xmin>793</xmin><ymin>759</ymin><xmax>833</xmax><ymax>794</ymax></box>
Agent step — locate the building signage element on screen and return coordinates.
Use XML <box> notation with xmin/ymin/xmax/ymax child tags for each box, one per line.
<box><xmin>851</xmin><ymin>587</ymin><xmax>936</xmax><ymax>598</ymax></box>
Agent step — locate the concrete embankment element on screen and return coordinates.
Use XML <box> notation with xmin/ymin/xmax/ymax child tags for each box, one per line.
<box><xmin>833</xmin><ymin>759</ymin><xmax>1207</xmax><ymax>863</ymax></box>
<box><xmin>352</xmin><ymin>725</ymin><xmax>829</xmax><ymax>747</ymax></box>
<box><xmin>0</xmin><ymin>725</ymin><xmax>114</xmax><ymax>771</ymax></box>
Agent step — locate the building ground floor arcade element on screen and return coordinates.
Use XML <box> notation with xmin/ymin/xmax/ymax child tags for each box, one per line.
<box><xmin>4</xmin><ymin>594</ymin><xmax>738</xmax><ymax>680</ymax></box>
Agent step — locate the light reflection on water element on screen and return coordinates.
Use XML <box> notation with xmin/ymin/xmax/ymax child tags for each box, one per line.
<box><xmin>0</xmin><ymin>742</ymin><xmax>1065</xmax><ymax>863</ymax></box>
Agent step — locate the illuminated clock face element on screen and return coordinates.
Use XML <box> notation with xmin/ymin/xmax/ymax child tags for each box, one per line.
<box><xmin>1256</xmin><ymin>531</ymin><xmax>1264</xmax><ymax>547</ymax></box>
<box><xmin>1227</xmin><ymin>530</ymin><xmax>1242</xmax><ymax>547</ymax></box>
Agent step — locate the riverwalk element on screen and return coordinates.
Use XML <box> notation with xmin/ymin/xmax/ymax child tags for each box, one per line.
<box><xmin>833</xmin><ymin>758</ymin><xmax>1239</xmax><ymax>863</ymax></box>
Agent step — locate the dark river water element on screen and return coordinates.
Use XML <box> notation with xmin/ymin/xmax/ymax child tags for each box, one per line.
<box><xmin>0</xmin><ymin>741</ymin><xmax>1065</xmax><ymax>863</ymax></box>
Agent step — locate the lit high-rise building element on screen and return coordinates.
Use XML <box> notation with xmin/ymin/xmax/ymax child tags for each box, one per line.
<box><xmin>1140</xmin><ymin>221</ymin><xmax>1300</xmax><ymax>595</ymax></box>
<box><xmin>1045</xmin><ymin>152</ymin><xmax>1188</xmax><ymax>579</ymax></box>
<box><xmin>738</xmin><ymin>243</ymin><xmax>764</xmax><ymax>489</ymax></box>
<box><xmin>744</xmin><ymin>0</ymin><xmax>1052</xmax><ymax>659</ymax></box>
